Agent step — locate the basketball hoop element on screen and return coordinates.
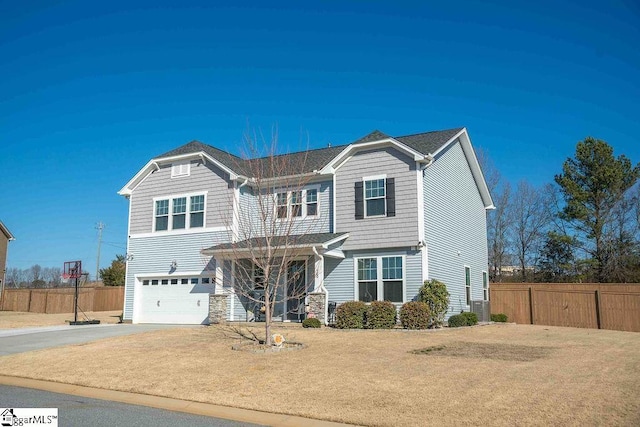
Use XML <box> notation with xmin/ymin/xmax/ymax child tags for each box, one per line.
<box><xmin>63</xmin><ymin>261</ymin><xmax>82</xmax><ymax>279</ymax></box>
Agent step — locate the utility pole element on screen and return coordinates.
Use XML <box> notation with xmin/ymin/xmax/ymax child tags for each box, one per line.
<box><xmin>96</xmin><ymin>222</ymin><xmax>105</xmax><ymax>284</ymax></box>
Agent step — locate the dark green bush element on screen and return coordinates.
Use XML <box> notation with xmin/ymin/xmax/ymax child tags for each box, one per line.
<box><xmin>491</xmin><ymin>313</ymin><xmax>508</xmax><ymax>322</ymax></box>
<box><xmin>448</xmin><ymin>314</ymin><xmax>467</xmax><ymax>328</ymax></box>
<box><xmin>302</xmin><ymin>317</ymin><xmax>322</xmax><ymax>328</ymax></box>
<box><xmin>461</xmin><ymin>311</ymin><xmax>478</xmax><ymax>326</ymax></box>
<box><xmin>417</xmin><ymin>279</ymin><xmax>450</xmax><ymax>327</ymax></box>
<box><xmin>400</xmin><ymin>301</ymin><xmax>431</xmax><ymax>329</ymax></box>
<box><xmin>365</xmin><ymin>301</ymin><xmax>397</xmax><ymax>329</ymax></box>
<box><xmin>335</xmin><ymin>301</ymin><xmax>367</xmax><ymax>329</ymax></box>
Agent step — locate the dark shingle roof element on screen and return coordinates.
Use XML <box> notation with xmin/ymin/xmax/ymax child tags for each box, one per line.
<box><xmin>155</xmin><ymin>128</ymin><xmax>463</xmax><ymax>177</ymax></box>
<box><xmin>204</xmin><ymin>232</ymin><xmax>348</xmax><ymax>252</ymax></box>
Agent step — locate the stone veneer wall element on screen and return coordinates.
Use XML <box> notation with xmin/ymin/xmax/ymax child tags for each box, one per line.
<box><xmin>307</xmin><ymin>292</ymin><xmax>326</xmax><ymax>324</ymax></box>
<box><xmin>209</xmin><ymin>294</ymin><xmax>228</xmax><ymax>324</ymax></box>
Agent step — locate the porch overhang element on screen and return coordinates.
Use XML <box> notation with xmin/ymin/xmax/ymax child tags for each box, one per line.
<box><xmin>200</xmin><ymin>232</ymin><xmax>349</xmax><ymax>260</ymax></box>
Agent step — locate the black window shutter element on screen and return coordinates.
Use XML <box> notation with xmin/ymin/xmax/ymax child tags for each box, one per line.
<box><xmin>355</xmin><ymin>181</ymin><xmax>364</xmax><ymax>220</ymax></box>
<box><xmin>386</xmin><ymin>178</ymin><xmax>395</xmax><ymax>217</ymax></box>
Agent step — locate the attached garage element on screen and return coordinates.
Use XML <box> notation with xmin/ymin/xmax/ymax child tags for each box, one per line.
<box><xmin>133</xmin><ymin>276</ymin><xmax>215</xmax><ymax>324</ymax></box>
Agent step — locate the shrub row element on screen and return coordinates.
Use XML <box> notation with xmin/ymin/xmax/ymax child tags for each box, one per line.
<box><xmin>448</xmin><ymin>311</ymin><xmax>478</xmax><ymax>328</ymax></box>
<box><xmin>302</xmin><ymin>317</ymin><xmax>322</xmax><ymax>328</ymax></box>
<box><xmin>335</xmin><ymin>300</ymin><xmax>397</xmax><ymax>329</ymax></box>
<box><xmin>491</xmin><ymin>313</ymin><xmax>508</xmax><ymax>322</ymax></box>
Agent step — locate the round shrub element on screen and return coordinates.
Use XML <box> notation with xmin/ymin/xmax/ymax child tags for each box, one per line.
<box><xmin>400</xmin><ymin>301</ymin><xmax>431</xmax><ymax>329</ymax></box>
<box><xmin>365</xmin><ymin>301</ymin><xmax>397</xmax><ymax>329</ymax></box>
<box><xmin>302</xmin><ymin>317</ymin><xmax>322</xmax><ymax>328</ymax></box>
<box><xmin>461</xmin><ymin>311</ymin><xmax>478</xmax><ymax>326</ymax></box>
<box><xmin>491</xmin><ymin>313</ymin><xmax>508</xmax><ymax>323</ymax></box>
<box><xmin>448</xmin><ymin>314</ymin><xmax>466</xmax><ymax>328</ymax></box>
<box><xmin>335</xmin><ymin>301</ymin><xmax>367</xmax><ymax>329</ymax></box>
<box><xmin>417</xmin><ymin>279</ymin><xmax>450</xmax><ymax>328</ymax></box>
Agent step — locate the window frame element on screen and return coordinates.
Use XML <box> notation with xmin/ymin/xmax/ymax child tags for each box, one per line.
<box><xmin>482</xmin><ymin>270</ymin><xmax>488</xmax><ymax>301</ymax></box>
<box><xmin>362</xmin><ymin>175</ymin><xmax>387</xmax><ymax>218</ymax></box>
<box><xmin>152</xmin><ymin>192</ymin><xmax>207</xmax><ymax>232</ymax></box>
<box><xmin>274</xmin><ymin>186</ymin><xmax>320</xmax><ymax>220</ymax></box>
<box><xmin>465</xmin><ymin>265</ymin><xmax>471</xmax><ymax>306</ymax></box>
<box><xmin>355</xmin><ymin>255</ymin><xmax>405</xmax><ymax>303</ymax></box>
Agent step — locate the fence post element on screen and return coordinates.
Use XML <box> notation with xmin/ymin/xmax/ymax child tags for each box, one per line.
<box><xmin>529</xmin><ymin>286</ymin><xmax>535</xmax><ymax>325</ymax></box>
<box><xmin>594</xmin><ymin>289</ymin><xmax>601</xmax><ymax>329</ymax></box>
<box><xmin>27</xmin><ymin>290</ymin><xmax>32</xmax><ymax>312</ymax></box>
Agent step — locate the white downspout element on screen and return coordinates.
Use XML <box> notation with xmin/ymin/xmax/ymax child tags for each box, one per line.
<box><xmin>312</xmin><ymin>246</ymin><xmax>329</xmax><ymax>325</ymax></box>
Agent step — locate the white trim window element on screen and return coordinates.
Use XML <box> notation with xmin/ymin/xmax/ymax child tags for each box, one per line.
<box><xmin>306</xmin><ymin>188</ymin><xmax>318</xmax><ymax>216</ymax></box>
<box><xmin>275</xmin><ymin>186</ymin><xmax>320</xmax><ymax>219</ymax></box>
<box><xmin>364</xmin><ymin>178</ymin><xmax>386</xmax><ymax>217</ymax></box>
<box><xmin>155</xmin><ymin>200</ymin><xmax>169</xmax><ymax>231</ymax></box>
<box><xmin>153</xmin><ymin>192</ymin><xmax>206</xmax><ymax>232</ymax></box>
<box><xmin>465</xmin><ymin>266</ymin><xmax>471</xmax><ymax>306</ymax></box>
<box><xmin>356</xmin><ymin>255</ymin><xmax>404</xmax><ymax>303</ymax></box>
<box><xmin>171</xmin><ymin>161</ymin><xmax>190</xmax><ymax>178</ymax></box>
<box><xmin>483</xmin><ymin>270</ymin><xmax>488</xmax><ymax>301</ymax></box>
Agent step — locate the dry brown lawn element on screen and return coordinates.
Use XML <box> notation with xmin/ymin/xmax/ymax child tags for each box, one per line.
<box><xmin>0</xmin><ymin>311</ymin><xmax>122</xmax><ymax>328</ymax></box>
<box><xmin>1</xmin><ymin>323</ymin><xmax>639</xmax><ymax>426</ymax></box>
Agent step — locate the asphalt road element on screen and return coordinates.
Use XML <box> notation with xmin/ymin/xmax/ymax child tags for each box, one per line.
<box><xmin>0</xmin><ymin>324</ymin><xmax>193</xmax><ymax>356</ymax></box>
<box><xmin>0</xmin><ymin>385</ymin><xmax>262</xmax><ymax>427</ymax></box>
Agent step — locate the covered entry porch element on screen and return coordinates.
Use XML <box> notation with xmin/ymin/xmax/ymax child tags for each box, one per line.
<box><xmin>201</xmin><ymin>232</ymin><xmax>348</xmax><ymax>323</ymax></box>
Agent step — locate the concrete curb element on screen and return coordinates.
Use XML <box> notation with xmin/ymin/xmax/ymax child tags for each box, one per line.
<box><xmin>0</xmin><ymin>375</ymin><xmax>355</xmax><ymax>427</ymax></box>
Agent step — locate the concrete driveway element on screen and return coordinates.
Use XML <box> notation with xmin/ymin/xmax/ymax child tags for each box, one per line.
<box><xmin>0</xmin><ymin>324</ymin><xmax>196</xmax><ymax>356</ymax></box>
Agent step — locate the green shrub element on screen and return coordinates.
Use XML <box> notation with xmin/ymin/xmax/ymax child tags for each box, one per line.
<box><xmin>461</xmin><ymin>311</ymin><xmax>478</xmax><ymax>326</ymax></box>
<box><xmin>302</xmin><ymin>317</ymin><xmax>322</xmax><ymax>328</ymax></box>
<box><xmin>335</xmin><ymin>301</ymin><xmax>367</xmax><ymax>329</ymax></box>
<box><xmin>365</xmin><ymin>301</ymin><xmax>397</xmax><ymax>329</ymax></box>
<box><xmin>491</xmin><ymin>313</ymin><xmax>508</xmax><ymax>322</ymax></box>
<box><xmin>448</xmin><ymin>314</ymin><xmax>467</xmax><ymax>328</ymax></box>
<box><xmin>417</xmin><ymin>279</ymin><xmax>450</xmax><ymax>327</ymax></box>
<box><xmin>400</xmin><ymin>301</ymin><xmax>431</xmax><ymax>329</ymax></box>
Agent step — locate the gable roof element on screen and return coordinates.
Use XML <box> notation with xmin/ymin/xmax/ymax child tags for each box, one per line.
<box><xmin>118</xmin><ymin>127</ymin><xmax>493</xmax><ymax>209</ymax></box>
<box><xmin>150</xmin><ymin>127</ymin><xmax>463</xmax><ymax>176</ymax></box>
<box><xmin>0</xmin><ymin>221</ymin><xmax>14</xmax><ymax>241</ymax></box>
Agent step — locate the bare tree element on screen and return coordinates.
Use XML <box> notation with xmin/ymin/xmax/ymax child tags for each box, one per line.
<box><xmin>509</xmin><ymin>180</ymin><xmax>551</xmax><ymax>281</ymax></box>
<box><xmin>217</xmin><ymin>128</ymin><xmax>326</xmax><ymax>346</ymax></box>
<box><xmin>477</xmin><ymin>148</ymin><xmax>512</xmax><ymax>282</ymax></box>
<box><xmin>5</xmin><ymin>267</ymin><xmax>21</xmax><ymax>288</ymax></box>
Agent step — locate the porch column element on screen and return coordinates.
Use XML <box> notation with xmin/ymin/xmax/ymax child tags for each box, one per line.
<box><xmin>214</xmin><ymin>257</ymin><xmax>224</xmax><ymax>294</ymax></box>
<box><xmin>314</xmin><ymin>253</ymin><xmax>324</xmax><ymax>292</ymax></box>
<box><xmin>209</xmin><ymin>294</ymin><xmax>228</xmax><ymax>325</ymax></box>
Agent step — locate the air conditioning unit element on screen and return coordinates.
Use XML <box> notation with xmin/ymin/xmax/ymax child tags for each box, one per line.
<box><xmin>470</xmin><ymin>300</ymin><xmax>491</xmax><ymax>322</ymax></box>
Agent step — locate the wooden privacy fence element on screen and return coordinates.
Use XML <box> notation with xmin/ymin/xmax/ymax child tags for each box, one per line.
<box><xmin>490</xmin><ymin>283</ymin><xmax>640</xmax><ymax>332</ymax></box>
<box><xmin>1</xmin><ymin>286</ymin><xmax>124</xmax><ymax>314</ymax></box>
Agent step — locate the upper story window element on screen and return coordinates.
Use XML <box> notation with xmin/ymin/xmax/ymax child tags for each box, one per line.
<box><xmin>365</xmin><ymin>178</ymin><xmax>386</xmax><ymax>217</ymax></box>
<box><xmin>306</xmin><ymin>189</ymin><xmax>318</xmax><ymax>216</ymax></box>
<box><xmin>171</xmin><ymin>161</ymin><xmax>190</xmax><ymax>178</ymax></box>
<box><xmin>355</xmin><ymin>176</ymin><xmax>395</xmax><ymax>220</ymax></box>
<box><xmin>275</xmin><ymin>187</ymin><xmax>320</xmax><ymax>219</ymax></box>
<box><xmin>154</xmin><ymin>193</ymin><xmax>206</xmax><ymax>232</ymax></box>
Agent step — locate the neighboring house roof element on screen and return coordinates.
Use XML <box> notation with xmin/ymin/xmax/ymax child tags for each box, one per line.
<box><xmin>202</xmin><ymin>232</ymin><xmax>349</xmax><ymax>254</ymax></box>
<box><xmin>0</xmin><ymin>221</ymin><xmax>14</xmax><ymax>241</ymax></box>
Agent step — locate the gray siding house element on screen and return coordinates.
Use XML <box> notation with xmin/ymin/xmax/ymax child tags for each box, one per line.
<box><xmin>118</xmin><ymin>127</ymin><xmax>493</xmax><ymax>324</ymax></box>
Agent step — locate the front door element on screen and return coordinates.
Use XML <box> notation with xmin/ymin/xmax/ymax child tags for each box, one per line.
<box><xmin>286</xmin><ymin>260</ymin><xmax>306</xmax><ymax>321</ymax></box>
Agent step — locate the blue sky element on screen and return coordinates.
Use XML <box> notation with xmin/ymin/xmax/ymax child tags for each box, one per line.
<box><xmin>1</xmin><ymin>0</ymin><xmax>638</xmax><ymax>276</ymax></box>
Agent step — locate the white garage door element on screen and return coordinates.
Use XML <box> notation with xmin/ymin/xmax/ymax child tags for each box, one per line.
<box><xmin>134</xmin><ymin>277</ymin><xmax>215</xmax><ymax>324</ymax></box>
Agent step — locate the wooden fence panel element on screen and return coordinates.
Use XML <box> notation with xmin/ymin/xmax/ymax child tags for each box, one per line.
<box><xmin>491</xmin><ymin>283</ymin><xmax>640</xmax><ymax>332</ymax></box>
<box><xmin>28</xmin><ymin>291</ymin><xmax>48</xmax><ymax>313</ymax></box>
<box><xmin>1</xmin><ymin>287</ymin><xmax>123</xmax><ymax>313</ymax></box>
<box><xmin>93</xmin><ymin>287</ymin><xmax>124</xmax><ymax>311</ymax></box>
<box><xmin>599</xmin><ymin>292</ymin><xmax>640</xmax><ymax>332</ymax></box>
<box><xmin>533</xmin><ymin>289</ymin><xmax>598</xmax><ymax>329</ymax></box>
<box><xmin>490</xmin><ymin>286</ymin><xmax>531</xmax><ymax>324</ymax></box>
<box><xmin>1</xmin><ymin>290</ymin><xmax>31</xmax><ymax>311</ymax></box>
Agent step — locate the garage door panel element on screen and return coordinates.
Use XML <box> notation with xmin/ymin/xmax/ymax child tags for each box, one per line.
<box><xmin>135</xmin><ymin>282</ymin><xmax>214</xmax><ymax>324</ymax></box>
